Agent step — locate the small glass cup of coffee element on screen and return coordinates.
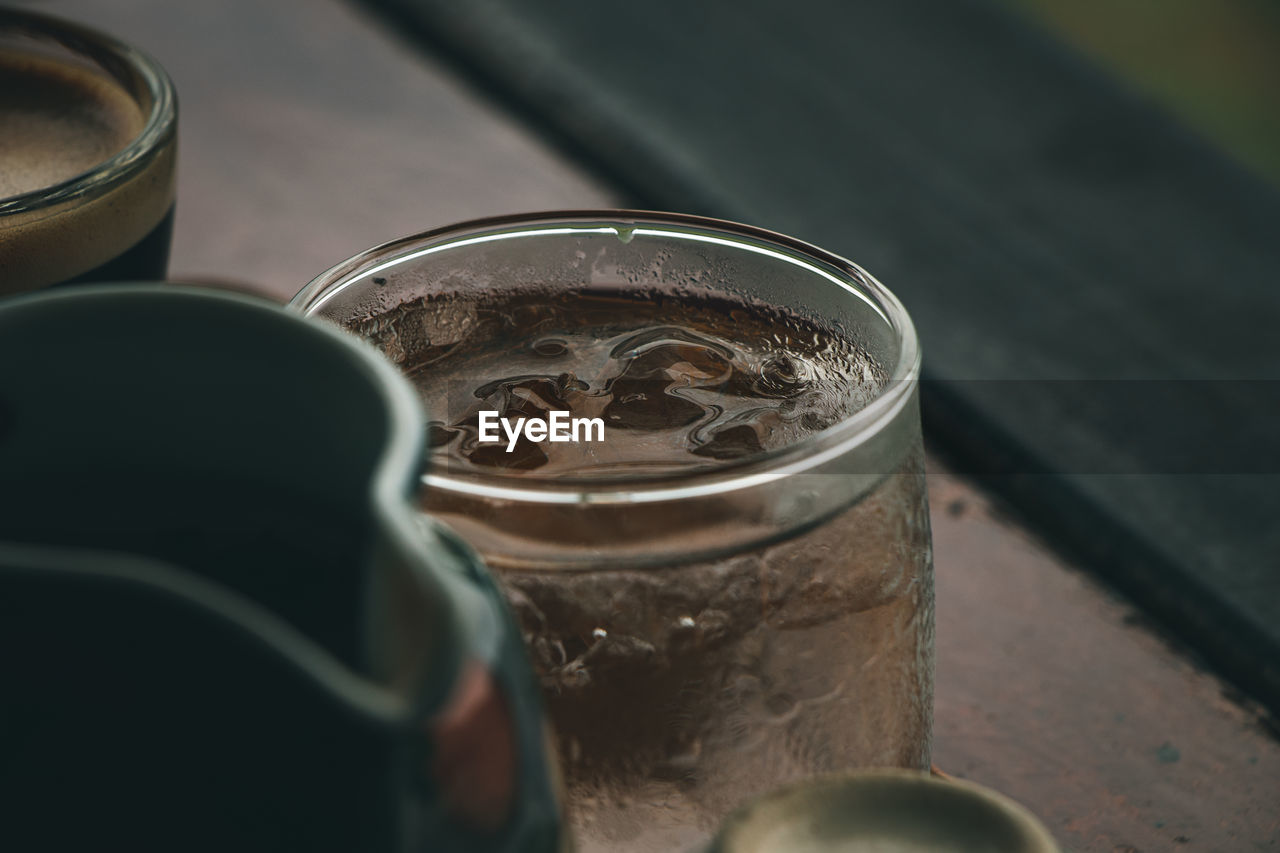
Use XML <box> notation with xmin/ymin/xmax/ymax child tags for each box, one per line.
<box><xmin>293</xmin><ymin>211</ymin><xmax>934</xmax><ymax>853</ymax></box>
<box><xmin>0</xmin><ymin>9</ymin><xmax>177</xmax><ymax>293</ymax></box>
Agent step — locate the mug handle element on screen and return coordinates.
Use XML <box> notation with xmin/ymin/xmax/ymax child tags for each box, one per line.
<box><xmin>380</xmin><ymin>515</ymin><xmax>566</xmax><ymax>853</ymax></box>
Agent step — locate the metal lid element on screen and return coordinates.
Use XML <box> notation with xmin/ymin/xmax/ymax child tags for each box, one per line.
<box><xmin>707</xmin><ymin>769</ymin><xmax>1059</xmax><ymax>853</ymax></box>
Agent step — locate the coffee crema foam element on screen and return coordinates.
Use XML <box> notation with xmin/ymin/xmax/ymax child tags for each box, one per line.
<box><xmin>353</xmin><ymin>288</ymin><xmax>887</xmax><ymax>477</ymax></box>
<box><xmin>0</xmin><ymin>49</ymin><xmax>175</xmax><ymax>291</ymax></box>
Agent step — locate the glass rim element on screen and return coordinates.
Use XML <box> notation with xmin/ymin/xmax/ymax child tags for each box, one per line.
<box><xmin>0</xmin><ymin>8</ymin><xmax>177</xmax><ymax>217</ymax></box>
<box><xmin>293</xmin><ymin>210</ymin><xmax>922</xmax><ymax>505</ymax></box>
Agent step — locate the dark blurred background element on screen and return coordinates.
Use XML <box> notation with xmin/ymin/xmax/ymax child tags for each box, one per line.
<box><xmin>1001</xmin><ymin>0</ymin><xmax>1280</xmax><ymax>187</ymax></box>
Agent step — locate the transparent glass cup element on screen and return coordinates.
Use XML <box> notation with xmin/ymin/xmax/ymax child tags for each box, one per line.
<box><xmin>0</xmin><ymin>9</ymin><xmax>177</xmax><ymax>292</ymax></box>
<box><xmin>292</xmin><ymin>211</ymin><xmax>934</xmax><ymax>853</ymax></box>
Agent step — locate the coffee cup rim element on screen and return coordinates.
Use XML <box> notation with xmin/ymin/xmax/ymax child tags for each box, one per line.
<box><xmin>0</xmin><ymin>8</ymin><xmax>177</xmax><ymax>217</ymax></box>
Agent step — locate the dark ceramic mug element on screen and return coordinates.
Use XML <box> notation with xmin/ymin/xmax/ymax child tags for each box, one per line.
<box><xmin>0</xmin><ymin>285</ymin><xmax>563</xmax><ymax>852</ymax></box>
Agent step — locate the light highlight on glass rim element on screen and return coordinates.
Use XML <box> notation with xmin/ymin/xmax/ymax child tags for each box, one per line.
<box><xmin>305</xmin><ymin>226</ymin><xmax>618</xmax><ymax>312</ymax></box>
<box><xmin>304</xmin><ymin>223</ymin><xmax>891</xmax><ymax>328</ymax></box>
<box><xmin>629</xmin><ymin>227</ymin><xmax>891</xmax><ymax>325</ymax></box>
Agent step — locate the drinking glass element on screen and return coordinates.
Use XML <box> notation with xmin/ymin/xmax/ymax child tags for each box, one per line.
<box><xmin>0</xmin><ymin>9</ymin><xmax>177</xmax><ymax>292</ymax></box>
<box><xmin>293</xmin><ymin>211</ymin><xmax>934</xmax><ymax>853</ymax></box>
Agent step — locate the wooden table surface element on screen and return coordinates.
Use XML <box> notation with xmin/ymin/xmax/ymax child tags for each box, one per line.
<box><xmin>30</xmin><ymin>0</ymin><xmax>1279</xmax><ymax>849</ymax></box>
